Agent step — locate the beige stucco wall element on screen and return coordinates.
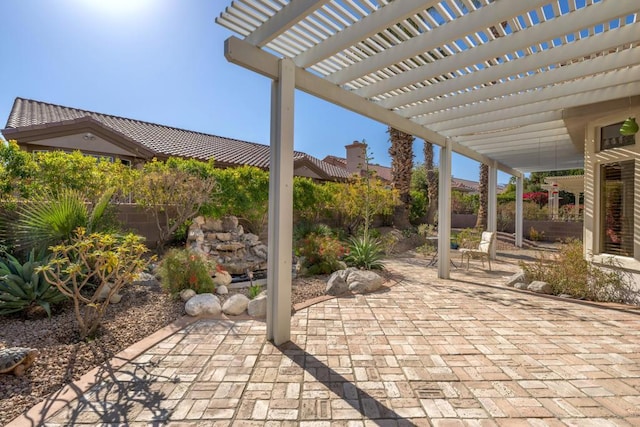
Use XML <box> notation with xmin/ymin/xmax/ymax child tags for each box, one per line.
<box><xmin>27</xmin><ymin>133</ymin><xmax>137</xmax><ymax>158</ymax></box>
<box><xmin>583</xmin><ymin>108</ymin><xmax>640</xmax><ymax>280</ymax></box>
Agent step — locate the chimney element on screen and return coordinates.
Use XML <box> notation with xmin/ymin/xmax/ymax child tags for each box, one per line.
<box><xmin>345</xmin><ymin>141</ymin><xmax>366</xmax><ymax>174</ymax></box>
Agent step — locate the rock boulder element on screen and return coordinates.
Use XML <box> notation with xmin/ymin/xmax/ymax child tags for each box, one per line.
<box><xmin>223</xmin><ymin>294</ymin><xmax>250</xmax><ymax>316</ymax></box>
<box><xmin>185</xmin><ymin>293</ymin><xmax>222</xmax><ymax>316</ymax></box>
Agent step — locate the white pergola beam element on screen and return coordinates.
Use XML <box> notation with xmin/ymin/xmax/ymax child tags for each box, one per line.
<box><xmin>419</xmin><ymin>65</ymin><xmax>640</xmax><ymax>127</ymax></box>
<box><xmin>476</xmin><ymin>137</ymin><xmax>572</xmax><ymax>155</ymax></box>
<box><xmin>409</xmin><ymin>47</ymin><xmax>640</xmax><ymax>121</ymax></box>
<box><xmin>456</xmin><ymin>121</ymin><xmax>567</xmax><ymax>143</ymax></box>
<box><xmin>266</xmin><ymin>58</ymin><xmax>295</xmax><ymax>345</ymax></box>
<box><xmin>387</xmin><ymin>18</ymin><xmax>640</xmax><ymax>110</ymax></box>
<box><xmin>295</xmin><ymin>0</ymin><xmax>440</xmax><ymax>68</ymax></box>
<box><xmin>515</xmin><ymin>176</ymin><xmax>523</xmax><ymax>248</ymax></box>
<box><xmin>432</xmin><ymin>81</ymin><xmax>640</xmax><ymax>133</ymax></box>
<box><xmin>224</xmin><ymin>36</ymin><xmax>523</xmax><ymax>178</ymax></box>
<box><xmin>467</xmin><ymin>135</ymin><xmax>571</xmax><ymax>155</ymax></box>
<box><xmin>487</xmin><ymin>161</ymin><xmax>497</xmax><ymax>259</ymax></box>
<box><xmin>328</xmin><ymin>0</ymin><xmax>547</xmax><ymax>86</ymax></box>
<box><xmin>245</xmin><ymin>0</ymin><xmax>330</xmax><ymax>47</ymax></box>
<box><xmin>446</xmin><ymin>111</ymin><xmax>563</xmax><ymax>137</ymax></box>
<box><xmin>438</xmin><ymin>139</ymin><xmax>452</xmax><ymax>279</ymax></box>
<box><xmin>459</xmin><ymin>128</ymin><xmax>569</xmax><ymax>146</ymax></box>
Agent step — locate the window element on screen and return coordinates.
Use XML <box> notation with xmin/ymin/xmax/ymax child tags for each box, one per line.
<box><xmin>600</xmin><ymin>161</ymin><xmax>634</xmax><ymax>257</ymax></box>
<box><xmin>600</xmin><ymin>122</ymin><xmax>635</xmax><ymax>151</ymax></box>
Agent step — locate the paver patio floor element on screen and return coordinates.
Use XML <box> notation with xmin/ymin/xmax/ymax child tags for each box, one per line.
<box><xmin>17</xmin><ymin>252</ymin><xmax>640</xmax><ymax>426</ymax></box>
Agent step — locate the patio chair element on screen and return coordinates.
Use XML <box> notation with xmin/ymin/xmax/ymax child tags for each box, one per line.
<box><xmin>459</xmin><ymin>231</ymin><xmax>495</xmax><ymax>270</ymax></box>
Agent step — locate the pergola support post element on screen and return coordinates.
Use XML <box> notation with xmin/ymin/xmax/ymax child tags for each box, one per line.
<box><xmin>515</xmin><ymin>176</ymin><xmax>524</xmax><ymax>248</ymax></box>
<box><xmin>488</xmin><ymin>161</ymin><xmax>498</xmax><ymax>259</ymax></box>
<box><xmin>438</xmin><ymin>139</ymin><xmax>452</xmax><ymax>279</ymax></box>
<box><xmin>266</xmin><ymin>58</ymin><xmax>295</xmax><ymax>345</ymax></box>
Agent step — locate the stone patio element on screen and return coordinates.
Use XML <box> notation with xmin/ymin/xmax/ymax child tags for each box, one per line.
<box><xmin>10</xmin><ymin>250</ymin><xmax>640</xmax><ymax>426</ymax></box>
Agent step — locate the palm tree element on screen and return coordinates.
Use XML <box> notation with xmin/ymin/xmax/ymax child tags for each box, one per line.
<box><xmin>475</xmin><ymin>163</ymin><xmax>488</xmax><ymax>229</ymax></box>
<box><xmin>388</xmin><ymin>127</ymin><xmax>414</xmax><ymax>229</ymax></box>
<box><xmin>423</xmin><ymin>141</ymin><xmax>438</xmax><ymax>225</ymax></box>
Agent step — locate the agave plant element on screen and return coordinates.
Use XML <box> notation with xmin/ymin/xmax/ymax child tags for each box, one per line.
<box><xmin>344</xmin><ymin>234</ymin><xmax>385</xmax><ymax>270</ymax></box>
<box><xmin>0</xmin><ymin>250</ymin><xmax>67</xmax><ymax>317</ymax></box>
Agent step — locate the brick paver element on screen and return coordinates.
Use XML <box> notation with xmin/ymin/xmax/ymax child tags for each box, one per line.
<box><xmin>33</xmin><ymin>253</ymin><xmax>640</xmax><ymax>426</ymax></box>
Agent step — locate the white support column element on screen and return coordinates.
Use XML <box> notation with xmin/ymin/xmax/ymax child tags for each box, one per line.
<box><xmin>438</xmin><ymin>139</ymin><xmax>452</xmax><ymax>279</ymax></box>
<box><xmin>515</xmin><ymin>176</ymin><xmax>524</xmax><ymax>248</ymax></box>
<box><xmin>266</xmin><ymin>58</ymin><xmax>295</xmax><ymax>345</ymax></box>
<box><xmin>487</xmin><ymin>161</ymin><xmax>498</xmax><ymax>259</ymax></box>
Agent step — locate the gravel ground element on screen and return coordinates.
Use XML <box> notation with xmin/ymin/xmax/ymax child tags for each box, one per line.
<box><xmin>0</xmin><ymin>276</ymin><xmax>328</xmax><ymax>426</ymax></box>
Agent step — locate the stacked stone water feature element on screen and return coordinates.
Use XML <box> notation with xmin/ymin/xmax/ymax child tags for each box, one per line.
<box><xmin>186</xmin><ymin>215</ymin><xmax>268</xmax><ymax>275</ymax></box>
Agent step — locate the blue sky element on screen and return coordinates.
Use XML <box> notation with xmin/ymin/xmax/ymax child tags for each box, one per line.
<box><xmin>0</xmin><ymin>0</ymin><xmax>509</xmax><ymax>183</ymax></box>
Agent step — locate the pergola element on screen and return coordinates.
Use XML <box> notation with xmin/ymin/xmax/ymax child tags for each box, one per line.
<box><xmin>543</xmin><ymin>175</ymin><xmax>585</xmax><ymax>219</ymax></box>
<box><xmin>215</xmin><ymin>1</ymin><xmax>640</xmax><ymax>344</ymax></box>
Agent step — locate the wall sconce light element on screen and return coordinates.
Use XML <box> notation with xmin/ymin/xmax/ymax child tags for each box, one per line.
<box><xmin>620</xmin><ymin>117</ymin><xmax>638</xmax><ymax>136</ymax></box>
<box><xmin>83</xmin><ymin>133</ymin><xmax>96</xmax><ymax>140</ymax></box>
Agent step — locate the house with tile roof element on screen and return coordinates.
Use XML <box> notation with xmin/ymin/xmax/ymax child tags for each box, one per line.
<box><xmin>1</xmin><ymin>98</ymin><xmax>350</xmax><ymax>181</ymax></box>
<box><xmin>323</xmin><ymin>141</ymin><xmax>501</xmax><ymax>193</ymax></box>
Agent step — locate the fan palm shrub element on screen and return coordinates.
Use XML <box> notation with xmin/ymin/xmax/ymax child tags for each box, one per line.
<box><xmin>6</xmin><ymin>187</ymin><xmax>115</xmax><ymax>253</ymax></box>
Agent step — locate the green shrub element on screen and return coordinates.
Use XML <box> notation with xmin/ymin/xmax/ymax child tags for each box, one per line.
<box><xmin>417</xmin><ymin>223</ymin><xmax>436</xmax><ymax>238</ymax></box>
<box><xmin>39</xmin><ymin>229</ymin><xmax>152</xmax><ymax>339</ymax></box>
<box><xmin>159</xmin><ymin>249</ymin><xmax>216</xmax><ymax>295</ymax></box>
<box><xmin>451</xmin><ymin>191</ymin><xmax>479</xmax><ymax>215</ymax></box>
<box><xmin>344</xmin><ymin>234</ymin><xmax>385</xmax><ymax>270</ymax></box>
<box><xmin>409</xmin><ymin>189</ymin><xmax>427</xmax><ymax>223</ymax></box>
<box><xmin>378</xmin><ymin>231</ymin><xmax>401</xmax><ymax>255</ymax></box>
<box><xmin>293</xmin><ymin>221</ymin><xmax>333</xmax><ymax>243</ymax></box>
<box><xmin>206</xmin><ymin>166</ymin><xmax>269</xmax><ymax>234</ymax></box>
<box><xmin>135</xmin><ymin>159</ymin><xmax>217</xmax><ymax>250</ymax></box>
<box><xmin>0</xmin><ymin>250</ymin><xmax>67</xmax><ymax>317</ymax></box>
<box><xmin>520</xmin><ymin>239</ymin><xmax>635</xmax><ymax>303</ymax></box>
<box><xmin>297</xmin><ymin>233</ymin><xmax>347</xmax><ymax>275</ymax></box>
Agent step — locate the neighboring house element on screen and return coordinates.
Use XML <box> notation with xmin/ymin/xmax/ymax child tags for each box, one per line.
<box><xmin>1</xmin><ymin>97</ymin><xmax>350</xmax><ymax>181</ymax></box>
<box><xmin>324</xmin><ymin>140</ymin><xmax>502</xmax><ymax>193</ymax></box>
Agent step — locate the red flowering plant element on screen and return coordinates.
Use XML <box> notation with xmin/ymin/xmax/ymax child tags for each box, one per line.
<box><xmin>158</xmin><ymin>248</ymin><xmax>217</xmax><ymax>295</ymax></box>
<box><xmin>523</xmin><ymin>191</ymin><xmax>548</xmax><ymax>206</ymax></box>
<box><xmin>297</xmin><ymin>233</ymin><xmax>347</xmax><ymax>275</ymax></box>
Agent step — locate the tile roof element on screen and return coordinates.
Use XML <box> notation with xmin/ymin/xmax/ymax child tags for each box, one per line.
<box><xmin>322</xmin><ymin>154</ymin><xmax>393</xmax><ymax>182</ymax></box>
<box><xmin>3</xmin><ymin>97</ymin><xmax>350</xmax><ymax>180</ymax></box>
<box><xmin>321</xmin><ymin>153</ymin><xmax>504</xmax><ymax>193</ymax></box>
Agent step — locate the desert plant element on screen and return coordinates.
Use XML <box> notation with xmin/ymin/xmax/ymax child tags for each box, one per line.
<box><xmin>248</xmin><ymin>284</ymin><xmax>262</xmax><ymax>299</ymax></box>
<box><xmin>520</xmin><ymin>239</ymin><xmax>635</xmax><ymax>303</ymax></box>
<box><xmin>0</xmin><ymin>250</ymin><xmax>67</xmax><ymax>317</ymax></box>
<box><xmin>417</xmin><ymin>223</ymin><xmax>436</xmax><ymax>238</ymax></box>
<box><xmin>293</xmin><ymin>221</ymin><xmax>334</xmax><ymax>243</ymax></box>
<box><xmin>158</xmin><ymin>248</ymin><xmax>216</xmax><ymax>295</ymax></box>
<box><xmin>38</xmin><ymin>228</ymin><xmax>153</xmax><ymax>339</ymax></box>
<box><xmin>378</xmin><ymin>230</ymin><xmax>401</xmax><ymax>255</ymax></box>
<box><xmin>135</xmin><ymin>158</ymin><xmax>217</xmax><ymax>250</ymax></box>
<box><xmin>324</xmin><ymin>174</ymin><xmax>397</xmax><ymax>235</ymax></box>
<box><xmin>297</xmin><ymin>233</ymin><xmax>347</xmax><ymax>275</ymax></box>
<box><xmin>528</xmin><ymin>226</ymin><xmax>545</xmax><ymax>241</ymax></box>
<box><xmin>344</xmin><ymin>234</ymin><xmax>385</xmax><ymax>270</ymax></box>
<box><xmin>6</xmin><ymin>187</ymin><xmax>116</xmax><ymax>254</ymax></box>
